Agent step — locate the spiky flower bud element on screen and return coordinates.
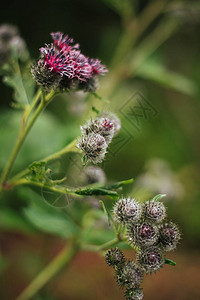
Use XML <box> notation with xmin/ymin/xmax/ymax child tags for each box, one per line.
<box><xmin>31</xmin><ymin>57</ymin><xmax>62</xmax><ymax>91</ymax></box>
<box><xmin>113</xmin><ymin>198</ymin><xmax>142</xmax><ymax>225</ymax></box>
<box><xmin>81</xmin><ymin>117</ymin><xmax>115</xmax><ymax>144</ymax></box>
<box><xmin>105</xmin><ymin>248</ymin><xmax>125</xmax><ymax>268</ymax></box>
<box><xmin>100</xmin><ymin>112</ymin><xmax>121</xmax><ymax>135</ymax></box>
<box><xmin>116</xmin><ymin>260</ymin><xmax>143</xmax><ymax>289</ymax></box>
<box><xmin>143</xmin><ymin>200</ymin><xmax>166</xmax><ymax>223</ymax></box>
<box><xmin>136</xmin><ymin>246</ymin><xmax>164</xmax><ymax>274</ymax></box>
<box><xmin>124</xmin><ymin>288</ymin><xmax>144</xmax><ymax>300</ymax></box>
<box><xmin>159</xmin><ymin>222</ymin><xmax>180</xmax><ymax>252</ymax></box>
<box><xmin>77</xmin><ymin>132</ymin><xmax>107</xmax><ymax>164</ymax></box>
<box><xmin>84</xmin><ymin>165</ymin><xmax>106</xmax><ymax>184</ymax></box>
<box><xmin>127</xmin><ymin>222</ymin><xmax>159</xmax><ymax>248</ymax></box>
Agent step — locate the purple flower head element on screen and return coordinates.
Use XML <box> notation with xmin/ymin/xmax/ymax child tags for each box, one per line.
<box><xmin>71</xmin><ymin>52</ymin><xmax>92</xmax><ymax>81</ymax></box>
<box><xmin>51</xmin><ymin>31</ymin><xmax>79</xmax><ymax>53</ymax></box>
<box><xmin>32</xmin><ymin>31</ymin><xmax>108</xmax><ymax>92</ymax></box>
<box><xmin>88</xmin><ymin>58</ymin><xmax>108</xmax><ymax>76</ymax></box>
<box><xmin>39</xmin><ymin>44</ymin><xmax>73</xmax><ymax>77</ymax></box>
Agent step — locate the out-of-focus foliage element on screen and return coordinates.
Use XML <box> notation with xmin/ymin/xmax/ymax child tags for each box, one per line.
<box><xmin>0</xmin><ymin>0</ymin><xmax>200</xmax><ymax>299</ymax></box>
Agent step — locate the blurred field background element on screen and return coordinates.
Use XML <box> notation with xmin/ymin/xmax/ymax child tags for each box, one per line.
<box><xmin>0</xmin><ymin>0</ymin><xmax>200</xmax><ymax>299</ymax></box>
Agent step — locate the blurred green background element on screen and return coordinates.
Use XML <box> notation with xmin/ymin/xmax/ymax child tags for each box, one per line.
<box><xmin>0</xmin><ymin>0</ymin><xmax>200</xmax><ymax>299</ymax></box>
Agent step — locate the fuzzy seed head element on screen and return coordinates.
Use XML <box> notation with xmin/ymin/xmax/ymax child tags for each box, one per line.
<box><xmin>136</xmin><ymin>246</ymin><xmax>164</xmax><ymax>274</ymax></box>
<box><xmin>116</xmin><ymin>260</ymin><xmax>143</xmax><ymax>289</ymax></box>
<box><xmin>127</xmin><ymin>222</ymin><xmax>159</xmax><ymax>248</ymax></box>
<box><xmin>143</xmin><ymin>200</ymin><xmax>166</xmax><ymax>223</ymax></box>
<box><xmin>159</xmin><ymin>222</ymin><xmax>180</xmax><ymax>252</ymax></box>
<box><xmin>81</xmin><ymin>117</ymin><xmax>115</xmax><ymax>144</ymax></box>
<box><xmin>124</xmin><ymin>288</ymin><xmax>144</xmax><ymax>300</ymax></box>
<box><xmin>105</xmin><ymin>248</ymin><xmax>125</xmax><ymax>268</ymax></box>
<box><xmin>113</xmin><ymin>198</ymin><xmax>142</xmax><ymax>225</ymax></box>
<box><xmin>77</xmin><ymin>132</ymin><xmax>107</xmax><ymax>164</ymax></box>
<box><xmin>84</xmin><ymin>166</ymin><xmax>106</xmax><ymax>184</ymax></box>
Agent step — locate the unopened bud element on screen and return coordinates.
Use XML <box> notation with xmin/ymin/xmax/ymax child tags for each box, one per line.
<box><xmin>77</xmin><ymin>132</ymin><xmax>107</xmax><ymax>164</ymax></box>
<box><xmin>136</xmin><ymin>246</ymin><xmax>164</xmax><ymax>274</ymax></box>
<box><xmin>113</xmin><ymin>198</ymin><xmax>142</xmax><ymax>225</ymax></box>
<box><xmin>159</xmin><ymin>222</ymin><xmax>180</xmax><ymax>252</ymax></box>
<box><xmin>127</xmin><ymin>222</ymin><xmax>159</xmax><ymax>248</ymax></box>
<box><xmin>116</xmin><ymin>260</ymin><xmax>143</xmax><ymax>289</ymax></box>
<box><xmin>105</xmin><ymin>248</ymin><xmax>125</xmax><ymax>268</ymax></box>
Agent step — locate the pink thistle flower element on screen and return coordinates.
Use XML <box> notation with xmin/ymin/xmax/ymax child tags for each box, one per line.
<box><xmin>51</xmin><ymin>32</ymin><xmax>79</xmax><ymax>53</ymax></box>
<box><xmin>40</xmin><ymin>43</ymin><xmax>74</xmax><ymax>77</ymax></box>
<box><xmin>88</xmin><ymin>58</ymin><xmax>108</xmax><ymax>76</ymax></box>
<box><xmin>32</xmin><ymin>31</ymin><xmax>108</xmax><ymax>92</ymax></box>
<box><xmin>72</xmin><ymin>52</ymin><xmax>92</xmax><ymax>81</ymax></box>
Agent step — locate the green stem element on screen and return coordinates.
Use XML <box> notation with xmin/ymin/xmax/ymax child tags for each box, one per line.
<box><xmin>42</xmin><ymin>139</ymin><xmax>79</xmax><ymax>163</ymax></box>
<box><xmin>23</xmin><ymin>89</ymin><xmax>42</xmax><ymax>123</ymax></box>
<box><xmin>110</xmin><ymin>0</ymin><xmax>168</xmax><ymax>68</ymax></box>
<box><xmin>0</xmin><ymin>90</ymin><xmax>55</xmax><ymax>186</ymax></box>
<box><xmin>9</xmin><ymin>139</ymin><xmax>79</xmax><ymax>183</ymax></box>
<box><xmin>16</xmin><ymin>241</ymin><xmax>79</xmax><ymax>300</ymax></box>
<box><xmin>81</xmin><ymin>236</ymin><xmax>126</xmax><ymax>252</ymax></box>
<box><xmin>13</xmin><ymin>178</ymin><xmax>79</xmax><ymax>197</ymax></box>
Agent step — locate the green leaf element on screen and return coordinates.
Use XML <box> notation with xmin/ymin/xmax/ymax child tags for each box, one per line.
<box><xmin>74</xmin><ymin>179</ymin><xmax>133</xmax><ymax>199</ymax></box>
<box><xmin>1</xmin><ymin>61</ymin><xmax>35</xmax><ymax>105</ymax></box>
<box><xmin>29</xmin><ymin>161</ymin><xmax>47</xmax><ymax>179</ymax></box>
<box><xmin>0</xmin><ymin>208</ymin><xmax>36</xmax><ymax>234</ymax></box>
<box><xmin>152</xmin><ymin>194</ymin><xmax>166</xmax><ymax>201</ymax></box>
<box><xmin>165</xmin><ymin>258</ymin><xmax>176</xmax><ymax>266</ymax></box>
<box><xmin>92</xmin><ymin>92</ymin><xmax>110</xmax><ymax>103</ymax></box>
<box><xmin>92</xmin><ymin>106</ymin><xmax>100</xmax><ymax>114</ymax></box>
<box><xmin>136</xmin><ymin>55</ymin><xmax>198</xmax><ymax>97</ymax></box>
<box><xmin>82</xmin><ymin>155</ymin><xmax>88</xmax><ymax>166</ymax></box>
<box><xmin>0</xmin><ymin>110</ymin><xmax>70</xmax><ymax>171</ymax></box>
<box><xmin>99</xmin><ymin>200</ymin><xmax>112</xmax><ymax>227</ymax></box>
<box><xmin>75</xmin><ymin>187</ymin><xmax>119</xmax><ymax>199</ymax></box>
<box><xmin>104</xmin><ymin>178</ymin><xmax>134</xmax><ymax>190</ymax></box>
<box><xmin>21</xmin><ymin>188</ymin><xmax>80</xmax><ymax>238</ymax></box>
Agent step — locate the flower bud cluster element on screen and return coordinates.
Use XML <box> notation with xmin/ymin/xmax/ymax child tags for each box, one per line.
<box><xmin>77</xmin><ymin>112</ymin><xmax>121</xmax><ymax>164</ymax></box>
<box><xmin>105</xmin><ymin>248</ymin><xmax>144</xmax><ymax>300</ymax></box>
<box><xmin>31</xmin><ymin>31</ymin><xmax>108</xmax><ymax>92</ymax></box>
<box><xmin>0</xmin><ymin>24</ymin><xmax>27</xmax><ymax>66</ymax></box>
<box><xmin>106</xmin><ymin>195</ymin><xmax>180</xmax><ymax>299</ymax></box>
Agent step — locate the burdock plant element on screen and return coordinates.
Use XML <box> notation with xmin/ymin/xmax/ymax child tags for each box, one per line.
<box><xmin>0</xmin><ymin>21</ymin><xmax>181</xmax><ymax>300</ymax></box>
<box><xmin>106</xmin><ymin>194</ymin><xmax>180</xmax><ymax>299</ymax></box>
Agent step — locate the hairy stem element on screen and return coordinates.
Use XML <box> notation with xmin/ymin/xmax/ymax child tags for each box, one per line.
<box><xmin>16</xmin><ymin>241</ymin><xmax>79</xmax><ymax>300</ymax></box>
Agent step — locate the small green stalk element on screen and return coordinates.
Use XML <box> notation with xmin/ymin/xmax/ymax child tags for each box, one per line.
<box><xmin>16</xmin><ymin>241</ymin><xmax>79</xmax><ymax>300</ymax></box>
<box><xmin>8</xmin><ymin>139</ymin><xmax>79</xmax><ymax>184</ymax></box>
<box><xmin>0</xmin><ymin>90</ymin><xmax>56</xmax><ymax>187</ymax></box>
<box><xmin>81</xmin><ymin>236</ymin><xmax>126</xmax><ymax>252</ymax></box>
<box><xmin>13</xmin><ymin>178</ymin><xmax>80</xmax><ymax>197</ymax></box>
<box><xmin>23</xmin><ymin>88</ymin><xmax>42</xmax><ymax>123</ymax></box>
